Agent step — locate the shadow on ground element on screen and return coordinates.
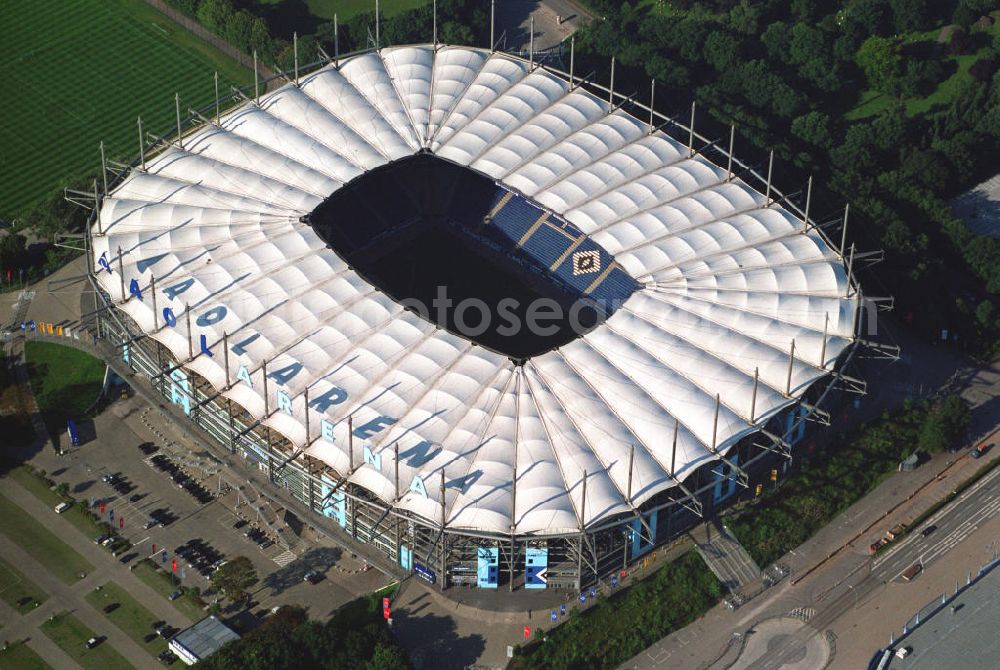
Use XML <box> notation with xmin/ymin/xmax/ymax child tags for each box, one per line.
<box><xmin>262</xmin><ymin>546</ymin><xmax>343</xmax><ymax>596</ymax></box>
<box><xmin>391</xmin><ymin>608</ymin><xmax>486</xmax><ymax>670</ymax></box>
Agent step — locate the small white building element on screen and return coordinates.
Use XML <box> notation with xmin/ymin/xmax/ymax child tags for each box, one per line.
<box><xmin>168</xmin><ymin>615</ymin><xmax>240</xmax><ymax>666</ymax></box>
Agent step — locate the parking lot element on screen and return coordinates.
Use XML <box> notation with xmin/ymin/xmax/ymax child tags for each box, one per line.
<box><xmin>0</xmin><ymin>395</ymin><xmax>392</xmax><ymax>667</ymax></box>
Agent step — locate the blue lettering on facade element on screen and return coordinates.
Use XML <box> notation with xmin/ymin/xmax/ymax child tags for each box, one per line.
<box><xmin>162</xmin><ymin>278</ymin><xmax>195</xmax><ymax>301</ymax></box>
<box><xmin>320</xmin><ymin>419</ymin><xmax>335</xmax><ymax>442</ymax></box>
<box><xmin>196</xmin><ymin>306</ymin><xmax>227</xmax><ymax>326</ymax></box>
<box><xmin>363</xmin><ymin>446</ymin><xmax>381</xmax><ymax>471</ymax></box>
<box><xmin>135</xmin><ymin>253</ymin><xmax>168</xmax><ymax>273</ymax></box>
<box><xmin>277</xmin><ymin>390</ymin><xmax>293</xmax><ymax>415</ymax></box>
<box><xmin>267</xmin><ymin>363</ymin><xmax>303</xmax><ymax>386</ymax></box>
<box><xmin>352</xmin><ymin>416</ymin><xmax>397</xmax><ymax>439</ymax></box>
<box><xmin>129</xmin><ymin>278</ymin><xmax>143</xmax><ymax>301</ymax></box>
<box><xmin>237</xmin><ymin>365</ymin><xmax>253</xmax><ymax>387</ymax></box>
<box><xmin>199</xmin><ymin>334</ymin><xmax>213</xmax><ymax>357</ymax></box>
<box><xmin>162</xmin><ymin>307</ymin><xmax>177</xmax><ymax>327</ymax></box>
<box><xmin>399</xmin><ymin>440</ymin><xmax>440</xmax><ymax>468</ymax></box>
<box><xmin>409</xmin><ymin>475</ymin><xmax>427</xmax><ymax>498</ymax></box>
<box><xmin>308</xmin><ymin>386</ymin><xmax>348</xmax><ymax>413</ymax></box>
<box><xmin>230</xmin><ymin>332</ymin><xmax>261</xmax><ymax>356</ymax></box>
<box><xmin>97</xmin><ymin>253</ymin><xmax>112</xmax><ymax>275</ymax></box>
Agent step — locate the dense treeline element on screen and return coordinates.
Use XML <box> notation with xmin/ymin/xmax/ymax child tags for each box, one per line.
<box><xmin>164</xmin><ymin>0</ymin><xmax>488</xmax><ymax>70</ymax></box>
<box><xmin>575</xmin><ymin>0</ymin><xmax>1000</xmax><ymax>353</ymax></box>
<box><xmin>507</xmin><ymin>551</ymin><xmax>722</xmax><ymax>670</ymax></box>
<box><xmin>729</xmin><ymin>394</ymin><xmax>971</xmax><ymax>566</ymax></box>
<box><xmin>197</xmin><ymin>597</ymin><xmax>409</xmax><ymax>670</ymax></box>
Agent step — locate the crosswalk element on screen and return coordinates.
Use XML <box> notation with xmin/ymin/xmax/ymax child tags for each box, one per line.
<box><xmin>272</xmin><ymin>549</ymin><xmax>296</xmax><ymax>567</ymax></box>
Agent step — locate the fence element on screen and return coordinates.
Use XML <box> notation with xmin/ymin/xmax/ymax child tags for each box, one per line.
<box><xmin>143</xmin><ymin>0</ymin><xmax>278</xmax><ymax>82</ymax></box>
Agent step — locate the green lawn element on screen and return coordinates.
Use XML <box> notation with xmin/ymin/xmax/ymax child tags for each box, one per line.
<box><xmin>0</xmin><ymin>493</ymin><xmax>93</xmax><ymax>585</ymax></box>
<box><xmin>40</xmin><ymin>612</ymin><xmax>134</xmax><ymax>670</ymax></box>
<box><xmin>132</xmin><ymin>559</ymin><xmax>204</xmax><ymax>621</ymax></box>
<box><xmin>8</xmin><ymin>466</ymin><xmax>110</xmax><ymax>539</ymax></box>
<box><xmin>846</xmin><ymin>22</ymin><xmax>1000</xmax><ymax>120</ymax></box>
<box><xmin>23</xmin><ymin>342</ymin><xmax>106</xmax><ymax>435</ymax></box>
<box><xmin>0</xmin><ymin>641</ymin><xmax>53</xmax><ymax>670</ymax></box>
<box><xmin>0</xmin><ymin>0</ymin><xmax>252</xmax><ymax>218</ymax></box>
<box><xmin>86</xmin><ymin>582</ymin><xmax>169</xmax><ymax>657</ymax></box>
<box><xmin>265</xmin><ymin>0</ymin><xmax>428</xmax><ymax>22</ymax></box>
<box><xmin>0</xmin><ymin>555</ymin><xmax>48</xmax><ymax>614</ymax></box>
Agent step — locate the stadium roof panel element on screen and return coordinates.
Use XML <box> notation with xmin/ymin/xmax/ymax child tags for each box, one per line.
<box><xmin>92</xmin><ymin>45</ymin><xmax>860</xmax><ymax>536</ymax></box>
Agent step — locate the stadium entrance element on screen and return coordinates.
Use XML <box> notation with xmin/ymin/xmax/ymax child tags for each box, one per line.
<box><xmin>308</xmin><ymin>154</ymin><xmax>638</xmax><ymax>359</ymax></box>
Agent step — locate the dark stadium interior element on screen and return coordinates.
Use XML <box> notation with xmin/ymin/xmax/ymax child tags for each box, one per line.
<box><xmin>308</xmin><ymin>154</ymin><xmax>612</xmax><ymax>359</ymax></box>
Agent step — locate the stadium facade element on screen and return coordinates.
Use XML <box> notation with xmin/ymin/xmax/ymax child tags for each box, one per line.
<box><xmin>87</xmin><ymin>44</ymin><xmax>864</xmax><ymax>592</ymax></box>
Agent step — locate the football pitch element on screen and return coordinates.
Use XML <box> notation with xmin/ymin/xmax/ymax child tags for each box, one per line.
<box><xmin>0</xmin><ymin>0</ymin><xmax>253</xmax><ymax>218</ymax></box>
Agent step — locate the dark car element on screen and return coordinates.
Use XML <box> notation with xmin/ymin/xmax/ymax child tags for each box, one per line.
<box><xmin>920</xmin><ymin>525</ymin><xmax>937</xmax><ymax>537</ymax></box>
<box><xmin>103</xmin><ymin>603</ymin><xmax>119</xmax><ymax>614</ymax></box>
<box><xmin>303</xmin><ymin>570</ymin><xmax>323</xmax><ymax>585</ymax></box>
<box><xmin>119</xmin><ymin>552</ymin><xmax>138</xmax><ymax>564</ymax></box>
<box><xmin>86</xmin><ymin>637</ymin><xmax>102</xmax><ymax>649</ymax></box>
<box><xmin>137</xmin><ymin>441</ymin><xmax>159</xmax><ymax>454</ymax></box>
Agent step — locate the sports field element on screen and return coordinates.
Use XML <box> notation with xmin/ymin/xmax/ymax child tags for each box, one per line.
<box><xmin>40</xmin><ymin>611</ymin><xmax>133</xmax><ymax>670</ymax></box>
<box><xmin>0</xmin><ymin>0</ymin><xmax>252</xmax><ymax>218</ymax></box>
<box><xmin>255</xmin><ymin>0</ymin><xmax>428</xmax><ymax>22</ymax></box>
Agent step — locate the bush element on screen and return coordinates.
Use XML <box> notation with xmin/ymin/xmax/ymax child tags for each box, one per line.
<box><xmin>508</xmin><ymin>552</ymin><xmax>721</xmax><ymax>670</ymax></box>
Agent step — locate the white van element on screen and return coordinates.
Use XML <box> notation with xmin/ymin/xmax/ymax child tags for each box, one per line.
<box><xmin>54</xmin><ymin>502</ymin><xmax>71</xmax><ymax>514</ymax></box>
<box><xmin>895</xmin><ymin>646</ymin><xmax>911</xmax><ymax>659</ymax></box>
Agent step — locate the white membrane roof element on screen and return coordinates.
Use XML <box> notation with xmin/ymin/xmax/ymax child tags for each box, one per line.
<box><xmin>92</xmin><ymin>46</ymin><xmax>859</xmax><ymax>536</ymax></box>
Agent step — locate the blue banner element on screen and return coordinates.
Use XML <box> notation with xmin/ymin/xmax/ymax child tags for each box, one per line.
<box><xmin>525</xmin><ymin>547</ymin><xmax>548</xmax><ymax>589</ymax></box>
<box><xmin>477</xmin><ymin>547</ymin><xmax>499</xmax><ymax>588</ymax></box>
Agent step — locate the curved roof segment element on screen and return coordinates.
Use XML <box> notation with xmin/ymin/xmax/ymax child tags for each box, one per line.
<box><xmin>91</xmin><ymin>45</ymin><xmax>860</xmax><ymax>537</ymax></box>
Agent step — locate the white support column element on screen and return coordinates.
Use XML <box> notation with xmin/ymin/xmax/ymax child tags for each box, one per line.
<box><xmin>841</xmin><ymin>203</ymin><xmax>850</xmax><ymax>256</ymax></box>
<box><xmin>151</xmin><ymin>276</ymin><xmax>158</xmax><ymax>330</ymax></box>
<box><xmin>223</xmin><ymin>331</ymin><xmax>230</xmax><ymax>386</ymax></box>
<box><xmin>803</xmin><ymin>176</ymin><xmax>813</xmax><ymax>232</ymax></box>
<box><xmin>648</xmin><ymin>79</ymin><xmax>655</xmax><ymax>132</ymax></box>
<box><xmin>820</xmin><ymin>313</ymin><xmax>829</xmax><ymax>368</ymax></box>
<box><xmin>432</xmin><ymin>0</ymin><xmax>437</xmax><ymax>47</ymax></box>
<box><xmin>490</xmin><ymin>0</ymin><xmax>495</xmax><ymax>51</ymax></box>
<box><xmin>334</xmin><ymin>14</ymin><xmax>339</xmax><ymax>64</ymax></box>
<box><xmin>186</xmin><ymin>303</ymin><xmax>194</xmax><ymax>360</ymax></box>
<box><xmin>786</xmin><ymin>338</ymin><xmax>796</xmax><ymax>396</ymax></box>
<box><xmin>726</xmin><ymin>125</ymin><xmax>735</xmax><ymax>181</ymax></box>
<box><xmin>175</xmin><ymin>93</ymin><xmax>183</xmax><ymax>149</ymax></box>
<box><xmin>711</xmin><ymin>393</ymin><xmax>720</xmax><ymax>452</ymax></box>
<box><xmin>765</xmin><ymin>150</ymin><xmax>774</xmax><ymax>205</ymax></box>
<box><xmin>569</xmin><ymin>35</ymin><xmax>575</xmax><ymax>83</ymax></box>
<box><xmin>375</xmin><ymin>0</ymin><xmax>380</xmax><ymax>49</ymax></box>
<box><xmin>137</xmin><ymin>116</ymin><xmax>145</xmax><ymax>171</ymax></box>
<box><xmin>750</xmin><ymin>367</ymin><xmax>759</xmax><ymax>423</ymax></box>
<box><xmin>94</xmin><ymin>180</ymin><xmax>103</xmax><ymax>236</ymax></box>
<box><xmin>670</xmin><ymin>418</ymin><xmax>679</xmax><ymax>476</ymax></box>
<box><xmin>688</xmin><ymin>101</ymin><xmax>696</xmax><ymax>157</ymax></box>
<box><xmin>529</xmin><ymin>16</ymin><xmax>534</xmax><ymax>68</ymax></box>
<box><xmin>293</xmin><ymin>31</ymin><xmax>299</xmax><ymax>84</ymax></box>
<box><xmin>253</xmin><ymin>50</ymin><xmax>259</xmax><ymax>104</ymax></box>
<box><xmin>214</xmin><ymin>72</ymin><xmax>220</xmax><ymax>124</ymax></box>
<box><xmin>608</xmin><ymin>56</ymin><xmax>615</xmax><ymax>105</ymax></box>
<box><xmin>117</xmin><ymin>246</ymin><xmax>126</xmax><ymax>302</ymax></box>
<box><xmin>99</xmin><ymin>141</ymin><xmax>108</xmax><ymax>196</ymax></box>
<box><xmin>626</xmin><ymin>444</ymin><xmax>634</xmax><ymax>503</ymax></box>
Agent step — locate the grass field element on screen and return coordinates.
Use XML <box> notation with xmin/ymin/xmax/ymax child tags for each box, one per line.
<box><xmin>256</xmin><ymin>0</ymin><xmax>428</xmax><ymax>22</ymax></box>
<box><xmin>0</xmin><ymin>641</ymin><xmax>53</xmax><ymax>670</ymax></box>
<box><xmin>24</xmin><ymin>342</ymin><xmax>106</xmax><ymax>434</ymax></box>
<box><xmin>86</xmin><ymin>582</ymin><xmax>169</xmax><ymax>657</ymax></box>
<box><xmin>40</xmin><ymin>611</ymin><xmax>134</xmax><ymax>670</ymax></box>
<box><xmin>0</xmin><ymin>492</ymin><xmax>93</xmax><ymax>585</ymax></box>
<box><xmin>132</xmin><ymin>559</ymin><xmax>204</xmax><ymax>621</ymax></box>
<box><xmin>8</xmin><ymin>466</ymin><xmax>109</xmax><ymax>539</ymax></box>
<box><xmin>0</xmin><ymin>555</ymin><xmax>48</xmax><ymax>614</ymax></box>
<box><xmin>0</xmin><ymin>0</ymin><xmax>253</xmax><ymax>218</ymax></box>
<box><xmin>846</xmin><ymin>22</ymin><xmax>1000</xmax><ymax>120</ymax></box>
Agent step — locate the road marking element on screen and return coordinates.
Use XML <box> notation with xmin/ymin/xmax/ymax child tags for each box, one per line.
<box><xmin>272</xmin><ymin>549</ymin><xmax>296</xmax><ymax>567</ymax></box>
<box><xmin>133</xmin><ymin>536</ymin><xmax>150</xmax><ymax>546</ymax></box>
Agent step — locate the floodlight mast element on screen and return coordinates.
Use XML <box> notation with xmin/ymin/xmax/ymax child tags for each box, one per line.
<box><xmin>375</xmin><ymin>0</ymin><xmax>380</xmax><ymax>49</ymax></box>
<box><xmin>175</xmin><ymin>93</ymin><xmax>183</xmax><ymax>149</ymax></box>
<box><xmin>726</xmin><ymin>125</ymin><xmax>735</xmax><ymax>181</ymax></box>
<box><xmin>432</xmin><ymin>0</ymin><xmax>437</xmax><ymax>47</ymax></box>
<box><xmin>609</xmin><ymin>57</ymin><xmax>615</xmax><ymax>104</ymax></box>
<box><xmin>294</xmin><ymin>31</ymin><xmax>299</xmax><ymax>84</ymax></box>
<box><xmin>529</xmin><ymin>16</ymin><xmax>534</xmax><ymax>68</ymax></box>
<box><xmin>99</xmin><ymin>141</ymin><xmax>108</xmax><ymax>196</ymax></box>
<box><xmin>334</xmin><ymin>14</ymin><xmax>339</xmax><ymax>64</ymax></box>
<box><xmin>648</xmin><ymin>79</ymin><xmax>655</xmax><ymax>131</ymax></box>
<box><xmin>215</xmin><ymin>72</ymin><xmax>220</xmax><ymax>123</ymax></box>
<box><xmin>254</xmin><ymin>50</ymin><xmax>259</xmax><ymax>104</ymax></box>
<box><xmin>137</xmin><ymin>116</ymin><xmax>145</xmax><ymax>171</ymax></box>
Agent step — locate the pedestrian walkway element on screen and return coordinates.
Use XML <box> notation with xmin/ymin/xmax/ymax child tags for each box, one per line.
<box><xmin>692</xmin><ymin>521</ymin><xmax>761</xmax><ymax>593</ymax></box>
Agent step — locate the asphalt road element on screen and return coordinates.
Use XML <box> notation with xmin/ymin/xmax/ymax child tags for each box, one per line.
<box><xmin>871</xmin><ymin>463</ymin><xmax>1000</xmax><ymax>582</ymax></box>
<box><xmin>734</xmin><ymin>462</ymin><xmax>1000</xmax><ymax>670</ymax></box>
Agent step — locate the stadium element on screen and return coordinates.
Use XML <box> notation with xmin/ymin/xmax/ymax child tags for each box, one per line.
<box><xmin>87</xmin><ymin>44</ymin><xmax>864</xmax><ymax>592</ymax></box>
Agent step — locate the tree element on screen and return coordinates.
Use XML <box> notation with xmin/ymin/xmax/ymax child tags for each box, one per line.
<box><xmin>856</xmin><ymin>35</ymin><xmax>902</xmax><ymax>94</ymax></box>
<box><xmin>0</xmin><ymin>233</ymin><xmax>27</xmax><ymax>275</ymax></box>
<box><xmin>792</xmin><ymin>111</ymin><xmax>833</xmax><ymax>148</ymax></box>
<box><xmin>890</xmin><ymin>0</ymin><xmax>930</xmax><ymax>32</ymax></box>
<box><xmin>917</xmin><ymin>395</ymin><xmax>971</xmax><ymax>453</ymax></box>
<box><xmin>703</xmin><ymin>30</ymin><xmax>741</xmax><ymax>72</ymax></box>
<box><xmin>210</xmin><ymin>556</ymin><xmax>258</xmax><ymax>600</ymax></box>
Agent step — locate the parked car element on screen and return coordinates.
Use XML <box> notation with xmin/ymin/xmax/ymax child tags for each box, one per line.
<box><xmin>168</xmin><ymin>589</ymin><xmax>183</xmax><ymax>601</ymax></box>
<box><xmin>54</xmin><ymin>502</ymin><xmax>71</xmax><ymax>514</ymax></box>
<box><xmin>303</xmin><ymin>570</ymin><xmax>323</xmax><ymax>585</ymax></box>
<box><xmin>94</xmin><ymin>534</ymin><xmax>109</xmax><ymax>545</ymax></box>
<box><xmin>158</xmin><ymin>650</ymin><xmax>177</xmax><ymax>665</ymax></box>
<box><xmin>86</xmin><ymin>637</ymin><xmax>101</xmax><ymax>649</ymax></box>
